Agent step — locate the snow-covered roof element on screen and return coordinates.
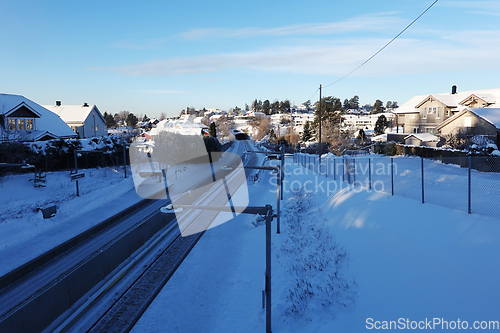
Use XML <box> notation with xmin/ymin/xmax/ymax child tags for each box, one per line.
<box><xmin>404</xmin><ymin>133</ymin><xmax>440</xmax><ymax>142</ymax></box>
<box><xmin>436</xmin><ymin>107</ymin><xmax>500</xmax><ymax>130</ymax></box>
<box><xmin>0</xmin><ymin>93</ymin><xmax>77</xmax><ymax>139</ymax></box>
<box><xmin>468</xmin><ymin>107</ymin><xmax>500</xmax><ymax>128</ymax></box>
<box><xmin>43</xmin><ymin>104</ymin><xmax>105</xmax><ymax>124</ymax></box>
<box><xmin>393</xmin><ymin>95</ymin><xmax>426</xmax><ymax>114</ymax></box>
<box><xmin>396</xmin><ymin>88</ymin><xmax>500</xmax><ymax>114</ymax></box>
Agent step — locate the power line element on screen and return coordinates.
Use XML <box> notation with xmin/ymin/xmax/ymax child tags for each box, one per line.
<box><xmin>323</xmin><ymin>0</ymin><xmax>439</xmax><ymax>90</ymax></box>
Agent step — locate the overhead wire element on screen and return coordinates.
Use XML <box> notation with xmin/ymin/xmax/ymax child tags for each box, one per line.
<box><xmin>323</xmin><ymin>0</ymin><xmax>439</xmax><ymax>90</ymax></box>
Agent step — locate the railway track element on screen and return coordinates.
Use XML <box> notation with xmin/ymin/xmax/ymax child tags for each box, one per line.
<box><xmin>0</xmin><ymin>140</ymin><xmax>258</xmax><ymax>333</ymax></box>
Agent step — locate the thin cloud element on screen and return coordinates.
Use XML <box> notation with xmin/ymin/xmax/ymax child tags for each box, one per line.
<box><xmin>440</xmin><ymin>1</ymin><xmax>500</xmax><ymax>15</ymax></box>
<box><xmin>180</xmin><ymin>13</ymin><xmax>404</xmax><ymax>40</ymax></box>
<box><xmin>110</xmin><ymin>38</ymin><xmax>168</xmax><ymax>50</ymax></box>
<box><xmin>94</xmin><ymin>34</ymin><xmax>500</xmax><ymax>78</ymax></box>
<box><xmin>135</xmin><ymin>89</ymin><xmax>186</xmax><ymax>94</ymax></box>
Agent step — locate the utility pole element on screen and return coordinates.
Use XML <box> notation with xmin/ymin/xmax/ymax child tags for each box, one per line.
<box><xmin>318</xmin><ymin>84</ymin><xmax>322</xmax><ymax>166</ymax></box>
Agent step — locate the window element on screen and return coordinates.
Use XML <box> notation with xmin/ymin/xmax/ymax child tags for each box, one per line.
<box><xmin>9</xmin><ymin>119</ymin><xmax>16</xmax><ymax>130</ymax></box>
<box><xmin>446</xmin><ymin>109</ymin><xmax>450</xmax><ymax>117</ymax></box>
<box><xmin>26</xmin><ymin>119</ymin><xmax>33</xmax><ymax>130</ymax></box>
<box><xmin>436</xmin><ymin>107</ymin><xmax>441</xmax><ymax>119</ymax></box>
<box><xmin>422</xmin><ymin>107</ymin><xmax>427</xmax><ymax>119</ymax></box>
<box><xmin>464</xmin><ymin>116</ymin><xmax>472</xmax><ymax>127</ymax></box>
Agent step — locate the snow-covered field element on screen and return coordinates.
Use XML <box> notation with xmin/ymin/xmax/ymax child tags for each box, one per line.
<box><xmin>0</xmin><ymin>166</ymin><xmax>141</xmax><ymax>275</ymax></box>
<box><xmin>1</xmin><ymin>149</ymin><xmax>500</xmax><ymax>332</ymax></box>
<box><xmin>132</xmin><ymin>155</ymin><xmax>500</xmax><ymax>332</ymax></box>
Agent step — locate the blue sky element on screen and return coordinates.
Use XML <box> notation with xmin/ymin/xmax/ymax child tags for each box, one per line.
<box><xmin>1</xmin><ymin>0</ymin><xmax>500</xmax><ymax>118</ymax></box>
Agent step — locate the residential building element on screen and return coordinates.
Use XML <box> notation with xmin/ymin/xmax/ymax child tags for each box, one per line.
<box><xmin>0</xmin><ymin>93</ymin><xmax>77</xmax><ymax>142</ymax></box>
<box><xmin>394</xmin><ymin>87</ymin><xmax>500</xmax><ymax>137</ymax></box>
<box><xmin>43</xmin><ymin>102</ymin><xmax>107</xmax><ymax>138</ymax></box>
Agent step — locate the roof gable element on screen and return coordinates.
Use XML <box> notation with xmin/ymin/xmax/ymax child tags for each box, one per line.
<box><xmin>459</xmin><ymin>93</ymin><xmax>495</xmax><ymax>107</ymax></box>
<box><xmin>4</xmin><ymin>102</ymin><xmax>42</xmax><ymax>118</ymax></box>
<box><xmin>415</xmin><ymin>95</ymin><xmax>450</xmax><ymax>109</ymax></box>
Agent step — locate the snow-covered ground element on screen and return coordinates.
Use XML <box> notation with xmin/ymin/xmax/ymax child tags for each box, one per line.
<box><xmin>132</xmin><ymin>155</ymin><xmax>500</xmax><ymax>332</ymax></box>
<box><xmin>2</xmin><ymin>148</ymin><xmax>500</xmax><ymax>332</ymax></box>
<box><xmin>0</xmin><ymin>166</ymin><xmax>141</xmax><ymax>275</ymax></box>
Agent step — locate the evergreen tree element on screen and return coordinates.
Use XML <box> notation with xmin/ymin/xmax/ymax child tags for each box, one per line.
<box><xmin>357</xmin><ymin>128</ymin><xmax>367</xmax><ymax>142</ymax></box>
<box><xmin>374</xmin><ymin>115</ymin><xmax>389</xmax><ymax>135</ymax></box>
<box><xmin>209</xmin><ymin>122</ymin><xmax>217</xmax><ymax>137</ymax></box>
<box><xmin>103</xmin><ymin>112</ymin><xmax>116</xmax><ymax>128</ymax></box>
<box><xmin>343</xmin><ymin>98</ymin><xmax>351</xmax><ymax>111</ymax></box>
<box><xmin>269</xmin><ymin>128</ymin><xmax>277</xmax><ymax>144</ymax></box>
<box><xmin>126</xmin><ymin>113</ymin><xmax>139</xmax><ymax>128</ymax></box>
<box><xmin>263</xmin><ymin>100</ymin><xmax>271</xmax><ymax>115</ymax></box>
<box><xmin>349</xmin><ymin>95</ymin><xmax>360</xmax><ymax>110</ymax></box>
<box><xmin>301</xmin><ymin>121</ymin><xmax>312</xmax><ymax>142</ymax></box>
<box><xmin>372</xmin><ymin>99</ymin><xmax>385</xmax><ymax>114</ymax></box>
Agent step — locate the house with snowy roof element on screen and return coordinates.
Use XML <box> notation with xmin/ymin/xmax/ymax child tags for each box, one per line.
<box><xmin>43</xmin><ymin>102</ymin><xmax>107</xmax><ymax>138</ymax></box>
<box><xmin>393</xmin><ymin>86</ymin><xmax>500</xmax><ymax>143</ymax></box>
<box><xmin>0</xmin><ymin>93</ymin><xmax>77</xmax><ymax>142</ymax></box>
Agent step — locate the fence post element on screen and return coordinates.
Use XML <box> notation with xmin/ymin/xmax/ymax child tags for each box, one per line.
<box><xmin>342</xmin><ymin>157</ymin><xmax>345</xmax><ymax>183</ymax></box>
<box><xmin>353</xmin><ymin>158</ymin><xmax>356</xmax><ymax>185</ymax></box>
<box><xmin>333</xmin><ymin>158</ymin><xmax>336</xmax><ymax>180</ymax></box>
<box><xmin>391</xmin><ymin>157</ymin><xmax>394</xmax><ymax>196</ymax></box>
<box><xmin>326</xmin><ymin>157</ymin><xmax>328</xmax><ymax>177</ymax></box>
<box><xmin>369</xmin><ymin>158</ymin><xmax>371</xmax><ymax>190</ymax></box>
<box><xmin>421</xmin><ymin>157</ymin><xmax>424</xmax><ymax>204</ymax></box>
<box><xmin>468</xmin><ymin>156</ymin><xmax>471</xmax><ymax>214</ymax></box>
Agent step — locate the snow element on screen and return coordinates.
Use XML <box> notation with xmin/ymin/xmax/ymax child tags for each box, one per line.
<box><xmin>0</xmin><ymin>93</ymin><xmax>77</xmax><ymax>139</ymax></box>
<box><xmin>2</xmin><ymin>147</ymin><xmax>500</xmax><ymax>332</ymax></box>
<box><xmin>132</xmin><ymin>155</ymin><xmax>500</xmax><ymax>332</ymax></box>
<box><xmin>0</xmin><ymin>166</ymin><xmax>141</xmax><ymax>275</ymax></box>
<box><xmin>42</xmin><ymin>104</ymin><xmax>102</xmax><ymax>124</ymax></box>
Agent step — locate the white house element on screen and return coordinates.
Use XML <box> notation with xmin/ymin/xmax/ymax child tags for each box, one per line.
<box><xmin>0</xmin><ymin>93</ymin><xmax>77</xmax><ymax>142</ymax></box>
<box><xmin>43</xmin><ymin>102</ymin><xmax>107</xmax><ymax>138</ymax></box>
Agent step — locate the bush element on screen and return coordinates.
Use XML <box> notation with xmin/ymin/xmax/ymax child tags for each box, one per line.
<box><xmin>384</xmin><ymin>142</ymin><xmax>398</xmax><ymax>156</ymax></box>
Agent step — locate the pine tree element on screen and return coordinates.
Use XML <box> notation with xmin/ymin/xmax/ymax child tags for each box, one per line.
<box><xmin>269</xmin><ymin>129</ymin><xmax>277</xmax><ymax>144</ymax></box>
<box><xmin>357</xmin><ymin>128</ymin><xmax>367</xmax><ymax>142</ymax></box>
<box><xmin>103</xmin><ymin>112</ymin><xmax>116</xmax><ymax>128</ymax></box>
<box><xmin>209</xmin><ymin>122</ymin><xmax>217</xmax><ymax>137</ymax></box>
<box><xmin>374</xmin><ymin>115</ymin><xmax>388</xmax><ymax>135</ymax></box>
<box><xmin>301</xmin><ymin>121</ymin><xmax>312</xmax><ymax>142</ymax></box>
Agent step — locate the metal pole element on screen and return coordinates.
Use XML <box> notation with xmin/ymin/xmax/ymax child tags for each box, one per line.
<box><xmin>421</xmin><ymin>157</ymin><xmax>424</xmax><ymax>204</ymax></box>
<box><xmin>391</xmin><ymin>157</ymin><xmax>394</xmax><ymax>196</ymax></box>
<box><xmin>123</xmin><ymin>145</ymin><xmax>127</xmax><ymax>178</ymax></box>
<box><xmin>74</xmin><ymin>150</ymin><xmax>78</xmax><ymax>173</ymax></box>
<box><xmin>265</xmin><ymin>206</ymin><xmax>272</xmax><ymax>333</ymax></box>
<box><xmin>333</xmin><ymin>158</ymin><xmax>336</xmax><ymax>180</ymax></box>
<box><xmin>326</xmin><ymin>156</ymin><xmax>328</xmax><ymax>177</ymax></box>
<box><xmin>277</xmin><ymin>170</ymin><xmax>281</xmax><ymax>234</ymax></box>
<box><xmin>318</xmin><ymin>84</ymin><xmax>322</xmax><ymax>167</ymax></box>
<box><xmin>353</xmin><ymin>158</ymin><xmax>356</xmax><ymax>185</ymax></box>
<box><xmin>369</xmin><ymin>158</ymin><xmax>372</xmax><ymax>190</ymax></box>
<box><xmin>468</xmin><ymin>156</ymin><xmax>471</xmax><ymax>214</ymax></box>
<box><xmin>280</xmin><ymin>149</ymin><xmax>284</xmax><ymax>200</ymax></box>
<box><xmin>76</xmin><ymin>180</ymin><xmax>79</xmax><ymax>197</ymax></box>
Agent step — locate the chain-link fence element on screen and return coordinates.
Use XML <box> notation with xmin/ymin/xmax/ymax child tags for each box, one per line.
<box><xmin>294</xmin><ymin>152</ymin><xmax>500</xmax><ymax>220</ymax></box>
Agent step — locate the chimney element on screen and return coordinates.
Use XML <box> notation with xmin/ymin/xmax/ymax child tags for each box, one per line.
<box><xmin>452</xmin><ymin>85</ymin><xmax>457</xmax><ymax>95</ymax></box>
<box><xmin>83</xmin><ymin>102</ymin><xmax>89</xmax><ymax>107</ymax></box>
<box><xmin>56</xmin><ymin>101</ymin><xmax>61</xmax><ymax>106</ymax></box>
